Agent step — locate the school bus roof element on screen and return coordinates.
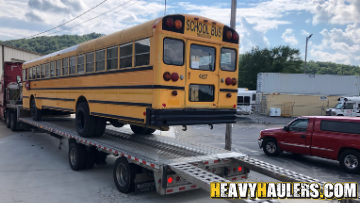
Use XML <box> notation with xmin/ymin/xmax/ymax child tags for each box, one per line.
<box><xmin>23</xmin><ymin>14</ymin><xmax>229</xmax><ymax>68</ymax></box>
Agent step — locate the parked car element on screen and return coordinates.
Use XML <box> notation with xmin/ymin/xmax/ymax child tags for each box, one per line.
<box><xmin>258</xmin><ymin>116</ymin><xmax>360</xmax><ymax>173</ymax></box>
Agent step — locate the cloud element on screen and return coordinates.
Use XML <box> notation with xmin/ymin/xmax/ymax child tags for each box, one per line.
<box><xmin>310</xmin><ymin>22</ymin><xmax>360</xmax><ymax>65</ymax></box>
<box><xmin>25</xmin><ymin>11</ymin><xmax>43</xmax><ymax>22</ymax></box>
<box><xmin>281</xmin><ymin>28</ymin><xmax>298</xmax><ymax>45</ymax></box>
<box><xmin>28</xmin><ymin>0</ymin><xmax>68</xmax><ymax>13</ymax></box>
<box><xmin>312</xmin><ymin>0</ymin><xmax>360</xmax><ymax>25</ymax></box>
<box><xmin>301</xmin><ymin>29</ymin><xmax>310</xmax><ymax>36</ymax></box>
<box><xmin>239</xmin><ymin>16</ymin><xmax>270</xmax><ymax>53</ymax></box>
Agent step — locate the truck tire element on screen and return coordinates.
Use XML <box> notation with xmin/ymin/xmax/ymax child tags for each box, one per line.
<box><xmin>110</xmin><ymin>120</ymin><xmax>125</xmax><ymax>128</ymax></box>
<box><xmin>339</xmin><ymin>150</ymin><xmax>360</xmax><ymax>173</ymax></box>
<box><xmin>69</xmin><ymin>142</ymin><xmax>87</xmax><ymax>171</ymax></box>
<box><xmin>263</xmin><ymin>138</ymin><xmax>280</xmax><ymax>156</ymax></box>
<box><xmin>6</xmin><ymin>111</ymin><xmax>11</xmax><ymax>128</ymax></box>
<box><xmin>113</xmin><ymin>157</ymin><xmax>136</xmax><ymax>193</ymax></box>
<box><xmin>31</xmin><ymin>98</ymin><xmax>42</xmax><ymax>121</ymax></box>
<box><xmin>10</xmin><ymin>111</ymin><xmax>18</xmax><ymax>131</ymax></box>
<box><xmin>76</xmin><ymin>102</ymin><xmax>96</xmax><ymax>138</ymax></box>
<box><xmin>92</xmin><ymin>117</ymin><xmax>106</xmax><ymax>138</ymax></box>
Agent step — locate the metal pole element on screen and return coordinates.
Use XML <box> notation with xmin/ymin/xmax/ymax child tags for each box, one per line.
<box><xmin>225</xmin><ymin>0</ymin><xmax>237</xmax><ymax>151</ymax></box>
<box><xmin>304</xmin><ymin>37</ymin><xmax>308</xmax><ymax>74</ymax></box>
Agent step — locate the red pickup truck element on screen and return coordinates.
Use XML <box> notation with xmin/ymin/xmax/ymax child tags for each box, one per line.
<box><xmin>258</xmin><ymin>116</ymin><xmax>360</xmax><ymax>173</ymax></box>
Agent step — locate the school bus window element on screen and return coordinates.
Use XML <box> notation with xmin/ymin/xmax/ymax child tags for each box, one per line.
<box><xmin>77</xmin><ymin>55</ymin><xmax>85</xmax><ymax>74</ymax></box>
<box><xmin>69</xmin><ymin>56</ymin><xmax>76</xmax><ymax>74</ymax></box>
<box><xmin>36</xmin><ymin>65</ymin><xmax>40</xmax><ymax>78</ymax></box>
<box><xmin>120</xmin><ymin>42</ymin><xmax>132</xmax><ymax>68</ymax></box>
<box><xmin>190</xmin><ymin>44</ymin><xmax>215</xmax><ymax>71</ymax></box>
<box><xmin>107</xmin><ymin>46</ymin><xmax>118</xmax><ymax>70</ymax></box>
<box><xmin>63</xmin><ymin>58</ymin><xmax>68</xmax><ymax>75</ymax></box>
<box><xmin>45</xmin><ymin>63</ymin><xmax>50</xmax><ymax>78</ymax></box>
<box><xmin>163</xmin><ymin>38</ymin><xmax>184</xmax><ymax>66</ymax></box>
<box><xmin>32</xmin><ymin>67</ymin><xmax>36</xmax><ymax>79</ymax></box>
<box><xmin>189</xmin><ymin>84</ymin><xmax>214</xmax><ymax>102</ymax></box>
<box><xmin>220</xmin><ymin>48</ymin><xmax>236</xmax><ymax>71</ymax></box>
<box><xmin>23</xmin><ymin>69</ymin><xmax>27</xmax><ymax>81</ymax></box>
<box><xmin>135</xmin><ymin>38</ymin><xmax>150</xmax><ymax>67</ymax></box>
<box><xmin>96</xmin><ymin>50</ymin><xmax>105</xmax><ymax>71</ymax></box>
<box><xmin>41</xmin><ymin>64</ymin><xmax>45</xmax><ymax>78</ymax></box>
<box><xmin>50</xmin><ymin>61</ymin><xmax>55</xmax><ymax>77</ymax></box>
<box><xmin>56</xmin><ymin>60</ymin><xmax>61</xmax><ymax>76</ymax></box>
<box><xmin>29</xmin><ymin>68</ymin><xmax>32</xmax><ymax>80</ymax></box>
<box><xmin>86</xmin><ymin>52</ymin><xmax>94</xmax><ymax>73</ymax></box>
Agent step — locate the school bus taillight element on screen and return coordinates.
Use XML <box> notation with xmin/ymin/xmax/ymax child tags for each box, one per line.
<box><xmin>175</xmin><ymin>20</ymin><xmax>182</xmax><ymax>29</ymax></box>
<box><xmin>226</xmin><ymin>93</ymin><xmax>232</xmax><ymax>98</ymax></box>
<box><xmin>226</xmin><ymin>31</ymin><xmax>232</xmax><ymax>40</ymax></box>
<box><xmin>225</xmin><ymin>77</ymin><xmax>232</xmax><ymax>85</ymax></box>
<box><xmin>166</xmin><ymin>18</ymin><xmax>174</xmax><ymax>28</ymax></box>
<box><xmin>171</xmin><ymin>72</ymin><xmax>179</xmax><ymax>81</ymax></box>
<box><xmin>232</xmin><ymin>78</ymin><xmax>237</xmax><ymax>86</ymax></box>
<box><xmin>233</xmin><ymin>32</ymin><xmax>239</xmax><ymax>41</ymax></box>
<box><xmin>163</xmin><ymin>72</ymin><xmax>171</xmax><ymax>81</ymax></box>
<box><xmin>172</xmin><ymin>91</ymin><xmax>178</xmax><ymax>96</ymax></box>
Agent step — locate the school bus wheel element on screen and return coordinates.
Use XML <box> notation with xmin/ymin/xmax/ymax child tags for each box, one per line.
<box><xmin>75</xmin><ymin>102</ymin><xmax>96</xmax><ymax>138</ymax></box>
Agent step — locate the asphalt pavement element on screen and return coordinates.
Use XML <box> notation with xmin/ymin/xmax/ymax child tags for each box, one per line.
<box><xmin>0</xmin><ymin>115</ymin><xmax>356</xmax><ymax>203</ymax></box>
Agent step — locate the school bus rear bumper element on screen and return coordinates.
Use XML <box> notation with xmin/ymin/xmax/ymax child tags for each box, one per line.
<box><xmin>146</xmin><ymin>108</ymin><xmax>237</xmax><ymax>126</ymax></box>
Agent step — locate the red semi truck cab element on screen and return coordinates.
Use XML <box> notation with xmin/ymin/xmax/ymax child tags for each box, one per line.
<box><xmin>258</xmin><ymin>116</ymin><xmax>360</xmax><ymax>173</ymax></box>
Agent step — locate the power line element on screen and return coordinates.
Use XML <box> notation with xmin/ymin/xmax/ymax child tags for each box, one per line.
<box><xmin>46</xmin><ymin>0</ymin><xmax>136</xmax><ymax>36</ymax></box>
<box><xmin>27</xmin><ymin>0</ymin><xmax>109</xmax><ymax>39</ymax></box>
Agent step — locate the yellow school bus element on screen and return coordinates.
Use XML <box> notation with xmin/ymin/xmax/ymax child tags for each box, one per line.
<box><xmin>22</xmin><ymin>14</ymin><xmax>239</xmax><ymax>137</ymax></box>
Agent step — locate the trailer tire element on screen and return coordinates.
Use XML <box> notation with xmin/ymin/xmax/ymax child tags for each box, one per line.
<box><xmin>263</xmin><ymin>138</ymin><xmax>280</xmax><ymax>156</ymax></box>
<box><xmin>92</xmin><ymin>117</ymin><xmax>106</xmax><ymax>138</ymax></box>
<box><xmin>6</xmin><ymin>111</ymin><xmax>11</xmax><ymax>128</ymax></box>
<box><xmin>69</xmin><ymin>142</ymin><xmax>87</xmax><ymax>171</ymax></box>
<box><xmin>130</xmin><ymin>125</ymin><xmax>153</xmax><ymax>134</ymax></box>
<box><xmin>84</xmin><ymin>147</ymin><xmax>97</xmax><ymax>169</ymax></box>
<box><xmin>30</xmin><ymin>98</ymin><xmax>42</xmax><ymax>121</ymax></box>
<box><xmin>10</xmin><ymin>111</ymin><xmax>18</xmax><ymax>131</ymax></box>
<box><xmin>95</xmin><ymin>151</ymin><xmax>108</xmax><ymax>165</ymax></box>
<box><xmin>113</xmin><ymin>157</ymin><xmax>136</xmax><ymax>193</ymax></box>
<box><xmin>76</xmin><ymin>102</ymin><xmax>96</xmax><ymax>138</ymax></box>
<box><xmin>339</xmin><ymin>150</ymin><xmax>360</xmax><ymax>173</ymax></box>
<box><xmin>110</xmin><ymin>120</ymin><xmax>125</xmax><ymax>128</ymax></box>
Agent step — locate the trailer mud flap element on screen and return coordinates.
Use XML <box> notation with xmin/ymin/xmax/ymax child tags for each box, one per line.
<box><xmin>135</xmin><ymin>181</ymin><xmax>156</xmax><ymax>193</ymax></box>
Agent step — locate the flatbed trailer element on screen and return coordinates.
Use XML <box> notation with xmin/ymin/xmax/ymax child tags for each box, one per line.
<box><xmin>4</xmin><ymin>104</ymin><xmax>360</xmax><ymax>203</ymax></box>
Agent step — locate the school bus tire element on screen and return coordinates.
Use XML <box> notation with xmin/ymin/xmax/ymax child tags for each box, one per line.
<box><xmin>130</xmin><ymin>125</ymin><xmax>149</xmax><ymax>134</ymax></box>
<box><xmin>30</xmin><ymin>98</ymin><xmax>42</xmax><ymax>121</ymax></box>
<box><xmin>146</xmin><ymin>128</ymin><xmax>156</xmax><ymax>134</ymax></box>
<box><xmin>92</xmin><ymin>116</ymin><xmax>106</xmax><ymax>138</ymax></box>
<box><xmin>110</xmin><ymin>119</ymin><xmax>125</xmax><ymax>128</ymax></box>
<box><xmin>76</xmin><ymin>102</ymin><xmax>96</xmax><ymax>138</ymax></box>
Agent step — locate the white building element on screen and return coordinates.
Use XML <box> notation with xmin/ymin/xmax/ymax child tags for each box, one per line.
<box><xmin>0</xmin><ymin>42</ymin><xmax>42</xmax><ymax>77</ymax></box>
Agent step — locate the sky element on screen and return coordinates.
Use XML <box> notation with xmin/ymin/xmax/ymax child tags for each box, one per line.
<box><xmin>0</xmin><ymin>0</ymin><xmax>359</xmax><ymax>66</ymax></box>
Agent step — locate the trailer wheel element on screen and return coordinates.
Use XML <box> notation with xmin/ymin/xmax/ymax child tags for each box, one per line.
<box><xmin>10</xmin><ymin>111</ymin><xmax>18</xmax><ymax>131</ymax></box>
<box><xmin>69</xmin><ymin>142</ymin><xmax>87</xmax><ymax>171</ymax></box>
<box><xmin>113</xmin><ymin>157</ymin><xmax>136</xmax><ymax>193</ymax></box>
<box><xmin>110</xmin><ymin>120</ymin><xmax>125</xmax><ymax>128</ymax></box>
<box><xmin>6</xmin><ymin>111</ymin><xmax>11</xmax><ymax>128</ymax></box>
<box><xmin>76</xmin><ymin>102</ymin><xmax>96</xmax><ymax>138</ymax></box>
<box><xmin>92</xmin><ymin>117</ymin><xmax>106</xmax><ymax>138</ymax></box>
<box><xmin>339</xmin><ymin>150</ymin><xmax>360</xmax><ymax>173</ymax></box>
<box><xmin>263</xmin><ymin>138</ymin><xmax>280</xmax><ymax>156</ymax></box>
<box><xmin>84</xmin><ymin>147</ymin><xmax>97</xmax><ymax>169</ymax></box>
<box><xmin>30</xmin><ymin>98</ymin><xmax>42</xmax><ymax>121</ymax></box>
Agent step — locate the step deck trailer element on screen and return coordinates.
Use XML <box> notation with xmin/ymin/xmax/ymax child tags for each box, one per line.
<box><xmin>6</xmin><ymin>105</ymin><xmax>360</xmax><ymax>203</ymax></box>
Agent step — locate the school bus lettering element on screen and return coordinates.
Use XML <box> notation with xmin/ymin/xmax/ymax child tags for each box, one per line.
<box><xmin>199</xmin><ymin>74</ymin><xmax>207</xmax><ymax>79</ymax></box>
<box><xmin>185</xmin><ymin>19</ymin><xmax>222</xmax><ymax>40</ymax></box>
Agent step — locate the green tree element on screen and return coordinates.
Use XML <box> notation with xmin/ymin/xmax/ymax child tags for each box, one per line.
<box><xmin>238</xmin><ymin>45</ymin><xmax>303</xmax><ymax>90</ymax></box>
<box><xmin>0</xmin><ymin>33</ymin><xmax>104</xmax><ymax>55</ymax></box>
